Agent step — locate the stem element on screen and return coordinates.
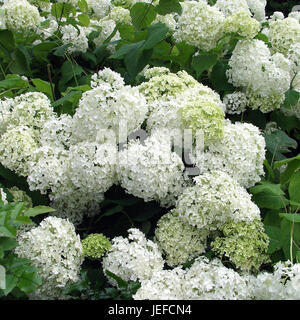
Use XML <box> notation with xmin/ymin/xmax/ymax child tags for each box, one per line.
<box><xmin>290</xmin><ymin>221</ymin><xmax>294</xmax><ymax>263</ymax></box>
<box><xmin>47</xmin><ymin>64</ymin><xmax>56</xmax><ymax>101</ymax></box>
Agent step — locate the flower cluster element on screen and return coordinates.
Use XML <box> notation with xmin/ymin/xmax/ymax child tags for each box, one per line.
<box><xmin>117</xmin><ymin>129</ymin><xmax>186</xmax><ymax>207</ymax></box>
<box><xmin>211</xmin><ymin>218</ymin><xmax>270</xmax><ymax>271</ymax></box>
<box><xmin>82</xmin><ymin>233</ymin><xmax>112</xmax><ymax>260</ymax></box>
<box><xmin>15</xmin><ymin>216</ymin><xmax>83</xmax><ymax>300</ymax></box>
<box><xmin>1</xmin><ymin>0</ymin><xmax>40</xmax><ymax>33</ymax></box>
<box><xmin>72</xmin><ymin>68</ymin><xmax>148</xmax><ymax>143</ymax></box>
<box><xmin>194</xmin><ymin>121</ymin><xmax>266</xmax><ymax>188</ymax></box>
<box><xmin>227</xmin><ymin>39</ymin><xmax>291</xmax><ymax>112</ymax></box>
<box><xmin>176</xmin><ymin>171</ymin><xmax>261</xmax><ymax>231</ymax></box>
<box><xmin>102</xmin><ymin>228</ymin><xmax>164</xmax><ymax>286</ymax></box>
<box><xmin>155</xmin><ymin>209</ymin><xmax>208</xmax><ymax>267</ymax></box>
<box><xmin>174</xmin><ymin>1</ymin><xmax>225</xmax><ymax>51</ymax></box>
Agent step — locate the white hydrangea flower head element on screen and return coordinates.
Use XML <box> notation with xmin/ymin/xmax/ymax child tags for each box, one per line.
<box><xmin>223</xmin><ymin>10</ymin><xmax>260</xmax><ymax>38</ymax></box>
<box><xmin>3</xmin><ymin>0</ymin><xmax>41</xmax><ymax>33</ymax></box>
<box><xmin>270</xmin><ymin>11</ymin><xmax>284</xmax><ymax>21</ymax></box>
<box><xmin>246</xmin><ymin>0</ymin><xmax>266</xmax><ymax>21</ymax></box>
<box><xmin>152</xmin><ymin>14</ymin><xmax>176</xmax><ymax>32</ymax></box>
<box><xmin>287</xmin><ymin>43</ymin><xmax>300</xmax><ymax>74</ymax></box>
<box><xmin>0</xmin><ymin>187</ymin><xmax>7</xmax><ymax>204</ymax></box>
<box><xmin>61</xmin><ymin>24</ymin><xmax>89</xmax><ymax>54</ymax></box>
<box><xmin>117</xmin><ymin>128</ymin><xmax>186</xmax><ymax>207</ymax></box>
<box><xmin>72</xmin><ymin>69</ymin><xmax>148</xmax><ymax>143</ymax></box>
<box><xmin>146</xmin><ymin>84</ymin><xmax>225</xmax><ymax>145</ymax></box>
<box><xmin>183</xmin><ymin>257</ymin><xmax>252</xmax><ymax>300</ymax></box>
<box><xmin>92</xmin><ymin>18</ymin><xmax>120</xmax><ymax>53</ymax></box>
<box><xmin>176</xmin><ymin>170</ymin><xmax>261</xmax><ymax>231</ymax></box>
<box><xmin>50</xmin><ymin>189</ymin><xmax>105</xmax><ymax>225</ymax></box>
<box><xmin>269</xmin><ymin>17</ymin><xmax>300</xmax><ymax>55</ymax></box>
<box><xmin>28</xmin><ymin>0</ymin><xmax>51</xmax><ymax>11</ymax></box>
<box><xmin>108</xmin><ymin>6</ymin><xmax>132</xmax><ymax>25</ymax></box>
<box><xmin>174</xmin><ymin>1</ymin><xmax>225</xmax><ymax>51</ymax></box>
<box><xmin>39</xmin><ymin>114</ymin><xmax>74</xmax><ymax>150</ymax></box>
<box><xmin>68</xmin><ymin>141</ymin><xmax>117</xmax><ymax>195</ymax></box>
<box><xmin>252</xmin><ymin>261</ymin><xmax>300</xmax><ymax>300</ymax></box>
<box><xmin>0</xmin><ymin>126</ymin><xmax>39</xmax><ymax>176</ymax></box>
<box><xmin>9</xmin><ymin>92</ymin><xmax>55</xmax><ymax>130</ymax></box>
<box><xmin>102</xmin><ymin>228</ymin><xmax>164</xmax><ymax>286</ymax></box>
<box><xmin>36</xmin><ymin>16</ymin><xmax>58</xmax><ymax>40</ymax></box>
<box><xmin>194</xmin><ymin>121</ymin><xmax>266</xmax><ymax>188</ymax></box>
<box><xmin>133</xmin><ymin>267</ymin><xmax>186</xmax><ymax>300</ymax></box>
<box><xmin>27</xmin><ymin>145</ymin><xmax>71</xmax><ymax>195</ymax></box>
<box><xmin>223</xmin><ymin>91</ymin><xmax>247</xmax><ymax>114</ymax></box>
<box><xmin>289</xmin><ymin>11</ymin><xmax>300</xmax><ymax>23</ymax></box>
<box><xmin>155</xmin><ymin>209</ymin><xmax>208</xmax><ymax>267</ymax></box>
<box><xmin>90</xmin><ymin>67</ymin><xmax>125</xmax><ymax>89</ymax></box>
<box><xmin>86</xmin><ymin>0</ymin><xmax>111</xmax><ymax>19</ymax></box>
<box><xmin>227</xmin><ymin>39</ymin><xmax>291</xmax><ymax>112</ymax></box>
<box><xmin>0</xmin><ymin>97</ymin><xmax>14</xmax><ymax>135</ymax></box>
<box><xmin>15</xmin><ymin>216</ymin><xmax>83</xmax><ymax>300</ymax></box>
<box><xmin>214</xmin><ymin>0</ymin><xmax>250</xmax><ymax>17</ymax></box>
<box><xmin>138</xmin><ymin>68</ymin><xmax>205</xmax><ymax>111</ymax></box>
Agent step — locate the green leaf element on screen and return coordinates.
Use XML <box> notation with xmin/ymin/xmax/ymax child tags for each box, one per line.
<box><xmin>0</xmin><ymin>77</ymin><xmax>29</xmax><ymax>90</ymax></box>
<box><xmin>0</xmin><ymin>238</ymin><xmax>18</xmax><ymax>251</ymax></box>
<box><xmin>155</xmin><ymin>0</ymin><xmax>182</xmax><ymax>15</ymax></box>
<box><xmin>280</xmin><ymin>159</ymin><xmax>300</xmax><ymax>186</ymax></box>
<box><xmin>9</xmin><ymin>47</ymin><xmax>31</xmax><ymax>75</ymax></box>
<box><xmin>0</xmin><ymin>226</ymin><xmax>16</xmax><ymax>239</ymax></box>
<box><xmin>17</xmin><ymin>270</ymin><xmax>42</xmax><ymax>294</ymax></box>
<box><xmin>289</xmin><ymin>171</ymin><xmax>300</xmax><ymax>203</ymax></box>
<box><xmin>1</xmin><ymin>273</ymin><xmax>18</xmax><ymax>296</ymax></box>
<box><xmin>191</xmin><ymin>53</ymin><xmax>218</xmax><ymax>77</ymax></box>
<box><xmin>102</xmin><ymin>205</ymin><xmax>124</xmax><ymax>217</ymax></box>
<box><xmin>170</xmin><ymin>42</ymin><xmax>195</xmax><ymax>68</ymax></box>
<box><xmin>264</xmin><ymin>210</ymin><xmax>281</xmax><ymax>228</ymax></box>
<box><xmin>279</xmin><ymin>213</ymin><xmax>300</xmax><ymax>223</ymax></box>
<box><xmin>283</xmin><ymin>90</ymin><xmax>300</xmax><ymax>109</ymax></box>
<box><xmin>264</xmin><ymin>225</ymin><xmax>281</xmax><ymax>254</ymax></box>
<box><xmin>130</xmin><ymin>3</ymin><xmax>157</xmax><ymax>30</ymax></box>
<box><xmin>264</xmin><ymin>129</ymin><xmax>297</xmax><ymax>161</ymax></box>
<box><xmin>142</xmin><ymin>23</ymin><xmax>169</xmax><ymax>50</ymax></box>
<box><xmin>78</xmin><ymin>14</ymin><xmax>90</xmax><ymax>27</ymax></box>
<box><xmin>250</xmin><ymin>183</ymin><xmax>289</xmax><ymax>209</ymax></box>
<box><xmin>274</xmin><ymin>153</ymin><xmax>300</xmax><ymax>169</ymax></box>
<box><xmin>53</xmin><ymin>43</ymin><xmax>72</xmax><ymax>57</ymax></box>
<box><xmin>78</xmin><ymin>0</ymin><xmax>88</xmax><ymax>13</ymax></box>
<box><xmin>0</xmin><ymin>30</ymin><xmax>15</xmax><ymax>56</ymax></box>
<box><xmin>33</xmin><ymin>42</ymin><xmax>57</xmax><ymax>63</ymax></box>
<box><xmin>31</xmin><ymin>78</ymin><xmax>54</xmax><ymax>100</ymax></box>
<box><xmin>210</xmin><ymin>60</ymin><xmax>234</xmax><ymax>92</ymax></box>
<box><xmin>280</xmin><ymin>219</ymin><xmax>300</xmax><ymax>261</ymax></box>
<box><xmin>105</xmin><ymin>270</ymin><xmax>128</xmax><ymax>289</ymax></box>
<box><xmin>51</xmin><ymin>3</ymin><xmax>76</xmax><ymax>19</ymax></box>
<box><xmin>23</xmin><ymin>206</ymin><xmax>55</xmax><ymax>218</ymax></box>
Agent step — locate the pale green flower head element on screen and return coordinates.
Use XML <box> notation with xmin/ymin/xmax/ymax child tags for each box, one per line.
<box><xmin>0</xmin><ymin>126</ymin><xmax>39</xmax><ymax>176</ymax></box>
<box><xmin>82</xmin><ymin>233</ymin><xmax>112</xmax><ymax>260</ymax></box>
<box><xmin>138</xmin><ymin>69</ymin><xmax>200</xmax><ymax>109</ymax></box>
<box><xmin>179</xmin><ymin>98</ymin><xmax>225</xmax><ymax>144</ymax></box>
<box><xmin>155</xmin><ymin>209</ymin><xmax>208</xmax><ymax>267</ymax></box>
<box><xmin>109</xmin><ymin>6</ymin><xmax>132</xmax><ymax>25</ymax></box>
<box><xmin>3</xmin><ymin>0</ymin><xmax>41</xmax><ymax>33</ymax></box>
<box><xmin>269</xmin><ymin>17</ymin><xmax>300</xmax><ymax>55</ymax></box>
<box><xmin>246</xmin><ymin>88</ymin><xmax>285</xmax><ymax>113</ymax></box>
<box><xmin>211</xmin><ymin>218</ymin><xmax>270</xmax><ymax>272</ymax></box>
<box><xmin>8</xmin><ymin>186</ymin><xmax>33</xmax><ymax>209</ymax></box>
<box><xmin>224</xmin><ymin>10</ymin><xmax>260</xmax><ymax>39</ymax></box>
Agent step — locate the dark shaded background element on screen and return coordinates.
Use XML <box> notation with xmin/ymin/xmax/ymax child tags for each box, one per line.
<box><xmin>266</xmin><ymin>0</ymin><xmax>300</xmax><ymax>17</ymax></box>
